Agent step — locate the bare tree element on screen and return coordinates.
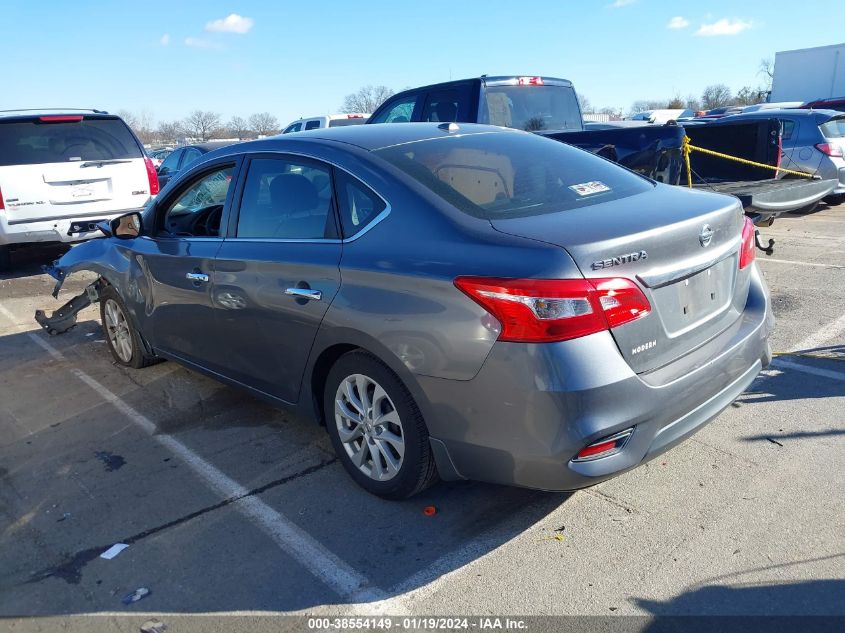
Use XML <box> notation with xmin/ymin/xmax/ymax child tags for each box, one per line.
<box><xmin>667</xmin><ymin>94</ymin><xmax>685</xmax><ymax>109</ymax></box>
<box><xmin>685</xmin><ymin>95</ymin><xmax>702</xmax><ymax>112</ymax></box>
<box><xmin>117</xmin><ymin>109</ymin><xmax>156</xmax><ymax>145</ymax></box>
<box><xmin>182</xmin><ymin>110</ymin><xmax>221</xmax><ymax>141</ymax></box>
<box><xmin>575</xmin><ymin>92</ymin><xmax>592</xmax><ymax>114</ymax></box>
<box><xmin>599</xmin><ymin>106</ymin><xmax>623</xmax><ymax>120</ymax></box>
<box><xmin>248</xmin><ymin>112</ymin><xmax>280</xmax><ymax>137</ymax></box>
<box><xmin>156</xmin><ymin>120</ymin><xmax>183</xmax><ymax>145</ymax></box>
<box><xmin>758</xmin><ymin>57</ymin><xmax>775</xmax><ymax>92</ymax></box>
<box><xmin>227</xmin><ymin>116</ymin><xmax>252</xmax><ymax>139</ymax></box>
<box><xmin>734</xmin><ymin>86</ymin><xmax>761</xmax><ymax>106</ymax></box>
<box><xmin>701</xmin><ymin>84</ymin><xmax>733</xmax><ymax>110</ymax></box>
<box><xmin>341</xmin><ymin>85</ymin><xmax>394</xmax><ymax>114</ymax></box>
<box><xmin>628</xmin><ymin>100</ymin><xmax>669</xmax><ymax>116</ymax></box>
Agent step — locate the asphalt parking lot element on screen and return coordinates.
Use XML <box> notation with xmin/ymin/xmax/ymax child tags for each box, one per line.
<box><xmin>0</xmin><ymin>201</ymin><xmax>843</xmax><ymax>629</ymax></box>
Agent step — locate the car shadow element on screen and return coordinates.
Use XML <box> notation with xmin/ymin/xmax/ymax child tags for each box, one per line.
<box><xmin>0</xmin><ymin>325</ymin><xmax>569</xmax><ymax>615</ymax></box>
<box><xmin>0</xmin><ymin>243</ymin><xmax>70</xmax><ymax>281</ymax></box>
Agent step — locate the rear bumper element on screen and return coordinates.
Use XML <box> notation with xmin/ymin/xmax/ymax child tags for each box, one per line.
<box><xmin>419</xmin><ymin>264</ymin><xmax>774</xmax><ymax>490</ymax></box>
<box><xmin>0</xmin><ymin>209</ymin><xmax>139</xmax><ymax>246</ymax></box>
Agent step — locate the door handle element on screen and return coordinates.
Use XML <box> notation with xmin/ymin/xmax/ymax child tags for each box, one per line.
<box><xmin>186</xmin><ymin>272</ymin><xmax>209</xmax><ymax>283</ymax></box>
<box><xmin>285</xmin><ymin>288</ymin><xmax>322</xmax><ymax>301</ymax></box>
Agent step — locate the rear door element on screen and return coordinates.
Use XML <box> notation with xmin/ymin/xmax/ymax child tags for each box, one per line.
<box><xmin>0</xmin><ymin>115</ymin><xmax>151</xmax><ymax>223</ymax></box>
<box><xmin>212</xmin><ymin>153</ymin><xmax>342</xmax><ymax>403</ymax></box>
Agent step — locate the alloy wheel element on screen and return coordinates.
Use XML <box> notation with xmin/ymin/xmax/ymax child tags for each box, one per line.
<box><xmin>104</xmin><ymin>299</ymin><xmax>133</xmax><ymax>363</ymax></box>
<box><xmin>334</xmin><ymin>373</ymin><xmax>405</xmax><ymax>481</ymax></box>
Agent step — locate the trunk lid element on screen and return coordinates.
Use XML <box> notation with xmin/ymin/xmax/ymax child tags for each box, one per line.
<box><xmin>490</xmin><ymin>184</ymin><xmax>748</xmax><ymax>373</ymax></box>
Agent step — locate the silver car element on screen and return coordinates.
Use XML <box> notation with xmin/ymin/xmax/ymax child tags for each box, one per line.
<box><xmin>40</xmin><ymin>123</ymin><xmax>774</xmax><ymax>499</ymax></box>
<box><xmin>718</xmin><ymin>109</ymin><xmax>845</xmax><ymax>204</ymax></box>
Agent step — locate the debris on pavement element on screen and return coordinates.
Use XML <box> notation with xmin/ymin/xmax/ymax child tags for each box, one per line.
<box><xmin>99</xmin><ymin>543</ymin><xmax>129</xmax><ymax>560</ymax></box>
<box><xmin>423</xmin><ymin>505</ymin><xmax>436</xmax><ymax>516</ymax></box>
<box><xmin>122</xmin><ymin>587</ymin><xmax>151</xmax><ymax>605</ymax></box>
<box><xmin>140</xmin><ymin>619</ymin><xmax>167</xmax><ymax>633</ymax></box>
<box><xmin>766</xmin><ymin>437</ymin><xmax>784</xmax><ymax>447</ymax></box>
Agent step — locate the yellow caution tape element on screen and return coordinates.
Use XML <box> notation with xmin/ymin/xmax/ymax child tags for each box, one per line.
<box><xmin>681</xmin><ymin>136</ymin><xmax>816</xmax><ymax>188</ymax></box>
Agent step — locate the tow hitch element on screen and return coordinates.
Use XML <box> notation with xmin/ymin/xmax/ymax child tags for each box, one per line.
<box><xmin>34</xmin><ymin>279</ymin><xmax>105</xmax><ymax>336</ymax></box>
<box><xmin>754</xmin><ymin>229</ymin><xmax>775</xmax><ymax>256</ymax></box>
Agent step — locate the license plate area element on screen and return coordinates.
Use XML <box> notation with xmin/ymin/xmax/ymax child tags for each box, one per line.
<box><xmin>652</xmin><ymin>256</ymin><xmax>736</xmax><ymax>335</ymax></box>
<box><xmin>68</xmin><ymin>219</ymin><xmax>107</xmax><ymax>235</ymax></box>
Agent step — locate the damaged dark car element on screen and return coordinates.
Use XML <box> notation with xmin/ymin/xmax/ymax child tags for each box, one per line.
<box><xmin>36</xmin><ymin>123</ymin><xmax>774</xmax><ymax>499</ymax></box>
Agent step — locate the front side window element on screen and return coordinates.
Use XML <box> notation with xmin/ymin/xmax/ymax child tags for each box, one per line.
<box><xmin>237</xmin><ymin>158</ymin><xmax>334</xmax><ymax>239</ymax></box>
<box><xmin>421</xmin><ymin>91</ymin><xmax>460</xmax><ymax>123</ymax></box>
<box><xmin>161</xmin><ymin>166</ymin><xmax>233</xmax><ymax>236</ymax></box>
<box><xmin>283</xmin><ymin>122</ymin><xmax>303</xmax><ymax>134</ymax></box>
<box><xmin>370</xmin><ymin>95</ymin><xmax>418</xmax><ymax>124</ymax></box>
<box><xmin>335</xmin><ymin>170</ymin><xmax>386</xmax><ymax>238</ymax></box>
<box><xmin>181</xmin><ymin>148</ymin><xmax>203</xmax><ymax>169</ymax></box>
<box><xmin>375</xmin><ymin>131</ymin><xmax>652</xmax><ymax>219</ymax></box>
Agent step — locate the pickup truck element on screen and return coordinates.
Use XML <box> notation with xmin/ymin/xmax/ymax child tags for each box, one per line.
<box><xmin>367</xmin><ymin>76</ymin><xmax>837</xmax><ymax>221</ymax></box>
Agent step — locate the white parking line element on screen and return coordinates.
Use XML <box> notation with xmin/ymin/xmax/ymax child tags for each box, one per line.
<box><xmin>770</xmin><ymin>358</ymin><xmax>845</xmax><ymax>383</ymax></box>
<box><xmin>19</xmin><ymin>329</ymin><xmax>388</xmax><ymax>606</ymax></box>
<box><xmin>759</xmin><ymin>258</ymin><xmax>845</xmax><ymax>269</ymax></box>
<box><xmin>792</xmin><ymin>312</ymin><xmax>845</xmax><ymax>352</ymax></box>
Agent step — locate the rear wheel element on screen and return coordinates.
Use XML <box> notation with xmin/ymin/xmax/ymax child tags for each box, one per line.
<box><xmin>0</xmin><ymin>246</ymin><xmax>11</xmax><ymax>272</ymax></box>
<box><xmin>324</xmin><ymin>351</ymin><xmax>437</xmax><ymax>499</ymax></box>
<box><xmin>99</xmin><ymin>286</ymin><xmax>157</xmax><ymax>369</ymax></box>
<box><xmin>823</xmin><ymin>194</ymin><xmax>845</xmax><ymax>206</ymax></box>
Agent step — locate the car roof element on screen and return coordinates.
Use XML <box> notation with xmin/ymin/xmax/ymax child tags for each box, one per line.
<box><xmin>722</xmin><ymin>108</ymin><xmax>843</xmax><ymax>123</ymax></box>
<box><xmin>185</xmin><ymin>140</ymin><xmax>241</xmax><ymax>152</ymax></box>
<box><xmin>0</xmin><ymin>109</ymin><xmax>116</xmax><ymax>121</ymax></box>
<box><xmin>208</xmin><ymin>123</ymin><xmax>518</xmax><ymax>157</ymax></box>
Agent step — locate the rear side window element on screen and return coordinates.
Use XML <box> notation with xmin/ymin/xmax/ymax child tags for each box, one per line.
<box><xmin>237</xmin><ymin>158</ymin><xmax>335</xmax><ymax>239</ymax></box>
<box><xmin>181</xmin><ymin>148</ymin><xmax>203</xmax><ymax>169</ymax></box>
<box><xmin>334</xmin><ymin>170</ymin><xmax>386</xmax><ymax>238</ymax></box>
<box><xmin>375</xmin><ymin>131</ymin><xmax>652</xmax><ymax>219</ymax></box>
<box><xmin>422</xmin><ymin>91</ymin><xmax>460</xmax><ymax>123</ymax></box>
<box><xmin>304</xmin><ymin>120</ymin><xmax>322</xmax><ymax>130</ymax></box>
<box><xmin>780</xmin><ymin>120</ymin><xmax>796</xmax><ymax>141</ymax></box>
<box><xmin>0</xmin><ymin>116</ymin><xmax>143</xmax><ymax>166</ymax></box>
<box><xmin>370</xmin><ymin>95</ymin><xmax>418</xmax><ymax>124</ymax></box>
<box><xmin>819</xmin><ymin>117</ymin><xmax>845</xmax><ymax>138</ymax></box>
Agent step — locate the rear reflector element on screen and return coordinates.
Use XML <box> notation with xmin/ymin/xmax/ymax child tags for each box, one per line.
<box><xmin>144</xmin><ymin>157</ymin><xmax>160</xmax><ymax>195</ymax></box>
<box><xmin>517</xmin><ymin>76</ymin><xmax>544</xmax><ymax>86</ymax></box>
<box><xmin>454</xmin><ymin>276</ymin><xmax>650</xmax><ymax>343</ymax></box>
<box><xmin>38</xmin><ymin>115</ymin><xmax>83</xmax><ymax>122</ymax></box>
<box><xmin>574</xmin><ymin>428</ymin><xmax>634</xmax><ymax>461</ymax></box>
<box><xmin>739</xmin><ymin>216</ymin><xmax>756</xmax><ymax>270</ymax></box>
<box><xmin>815</xmin><ymin>142</ymin><xmax>844</xmax><ymax>158</ymax></box>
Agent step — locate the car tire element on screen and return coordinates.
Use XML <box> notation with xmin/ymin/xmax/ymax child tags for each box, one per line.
<box><xmin>324</xmin><ymin>351</ymin><xmax>438</xmax><ymax>499</ymax></box>
<box><xmin>0</xmin><ymin>246</ymin><xmax>11</xmax><ymax>273</ymax></box>
<box><xmin>823</xmin><ymin>194</ymin><xmax>845</xmax><ymax>206</ymax></box>
<box><xmin>99</xmin><ymin>286</ymin><xmax>158</xmax><ymax>369</ymax></box>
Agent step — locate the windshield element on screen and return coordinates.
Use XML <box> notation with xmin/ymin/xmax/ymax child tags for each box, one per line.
<box><xmin>375</xmin><ymin>131</ymin><xmax>652</xmax><ymax>219</ymax></box>
<box><xmin>478</xmin><ymin>84</ymin><xmax>583</xmax><ymax>132</ymax></box>
<box><xmin>0</xmin><ymin>117</ymin><xmax>142</xmax><ymax>166</ymax></box>
<box><xmin>819</xmin><ymin>117</ymin><xmax>845</xmax><ymax>139</ymax></box>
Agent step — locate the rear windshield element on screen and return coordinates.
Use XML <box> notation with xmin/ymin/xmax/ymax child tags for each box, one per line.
<box><xmin>479</xmin><ymin>85</ymin><xmax>583</xmax><ymax>132</ymax></box>
<box><xmin>819</xmin><ymin>117</ymin><xmax>845</xmax><ymax>138</ymax></box>
<box><xmin>0</xmin><ymin>117</ymin><xmax>142</xmax><ymax>166</ymax></box>
<box><xmin>328</xmin><ymin>118</ymin><xmax>368</xmax><ymax>127</ymax></box>
<box><xmin>374</xmin><ymin>130</ymin><xmax>652</xmax><ymax>219</ymax></box>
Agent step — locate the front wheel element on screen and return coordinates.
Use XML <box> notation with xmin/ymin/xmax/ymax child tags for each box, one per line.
<box><xmin>324</xmin><ymin>351</ymin><xmax>437</xmax><ymax>499</ymax></box>
<box><xmin>0</xmin><ymin>246</ymin><xmax>11</xmax><ymax>272</ymax></box>
<box><xmin>99</xmin><ymin>286</ymin><xmax>158</xmax><ymax>369</ymax></box>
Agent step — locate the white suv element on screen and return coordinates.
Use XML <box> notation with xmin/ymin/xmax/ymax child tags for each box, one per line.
<box><xmin>0</xmin><ymin>110</ymin><xmax>159</xmax><ymax>270</ymax></box>
<box><xmin>282</xmin><ymin>113</ymin><xmax>370</xmax><ymax>134</ymax></box>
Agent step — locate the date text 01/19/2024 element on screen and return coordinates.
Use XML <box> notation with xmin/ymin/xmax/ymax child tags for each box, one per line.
<box><xmin>306</xmin><ymin>617</ymin><xmax>528</xmax><ymax>630</ymax></box>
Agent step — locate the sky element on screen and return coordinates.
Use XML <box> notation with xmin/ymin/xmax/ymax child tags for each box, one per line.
<box><xmin>1</xmin><ymin>0</ymin><xmax>842</xmax><ymax>128</ymax></box>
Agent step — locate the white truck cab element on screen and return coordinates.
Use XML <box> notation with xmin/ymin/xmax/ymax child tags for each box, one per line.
<box><xmin>282</xmin><ymin>113</ymin><xmax>370</xmax><ymax>134</ymax></box>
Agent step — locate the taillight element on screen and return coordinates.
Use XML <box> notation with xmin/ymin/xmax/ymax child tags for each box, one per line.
<box><xmin>38</xmin><ymin>115</ymin><xmax>83</xmax><ymax>122</ymax></box>
<box><xmin>815</xmin><ymin>142</ymin><xmax>844</xmax><ymax>158</ymax></box>
<box><xmin>739</xmin><ymin>216</ymin><xmax>756</xmax><ymax>270</ymax></box>
<box><xmin>453</xmin><ymin>276</ymin><xmax>650</xmax><ymax>343</ymax></box>
<box><xmin>517</xmin><ymin>76</ymin><xmax>544</xmax><ymax>86</ymax></box>
<box><xmin>144</xmin><ymin>157</ymin><xmax>160</xmax><ymax>195</ymax></box>
<box><xmin>574</xmin><ymin>428</ymin><xmax>634</xmax><ymax>461</ymax></box>
<box><xmin>0</xmin><ymin>185</ymin><xmax>5</xmax><ymax>211</ymax></box>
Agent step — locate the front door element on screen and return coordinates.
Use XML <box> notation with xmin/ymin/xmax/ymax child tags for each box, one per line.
<box><xmin>137</xmin><ymin>160</ymin><xmax>239</xmax><ymax>372</ymax></box>
<box><xmin>212</xmin><ymin>154</ymin><xmax>342</xmax><ymax>403</ymax></box>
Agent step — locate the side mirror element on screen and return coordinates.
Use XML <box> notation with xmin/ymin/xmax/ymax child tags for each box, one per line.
<box><xmin>107</xmin><ymin>212</ymin><xmax>143</xmax><ymax>239</ymax></box>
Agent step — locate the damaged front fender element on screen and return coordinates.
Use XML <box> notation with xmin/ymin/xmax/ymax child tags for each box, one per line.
<box><xmin>35</xmin><ymin>238</ymin><xmax>136</xmax><ymax>335</ymax></box>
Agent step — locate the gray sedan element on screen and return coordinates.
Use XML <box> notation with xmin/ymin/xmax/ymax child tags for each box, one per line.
<box><xmin>40</xmin><ymin>123</ymin><xmax>774</xmax><ymax>499</ymax></box>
